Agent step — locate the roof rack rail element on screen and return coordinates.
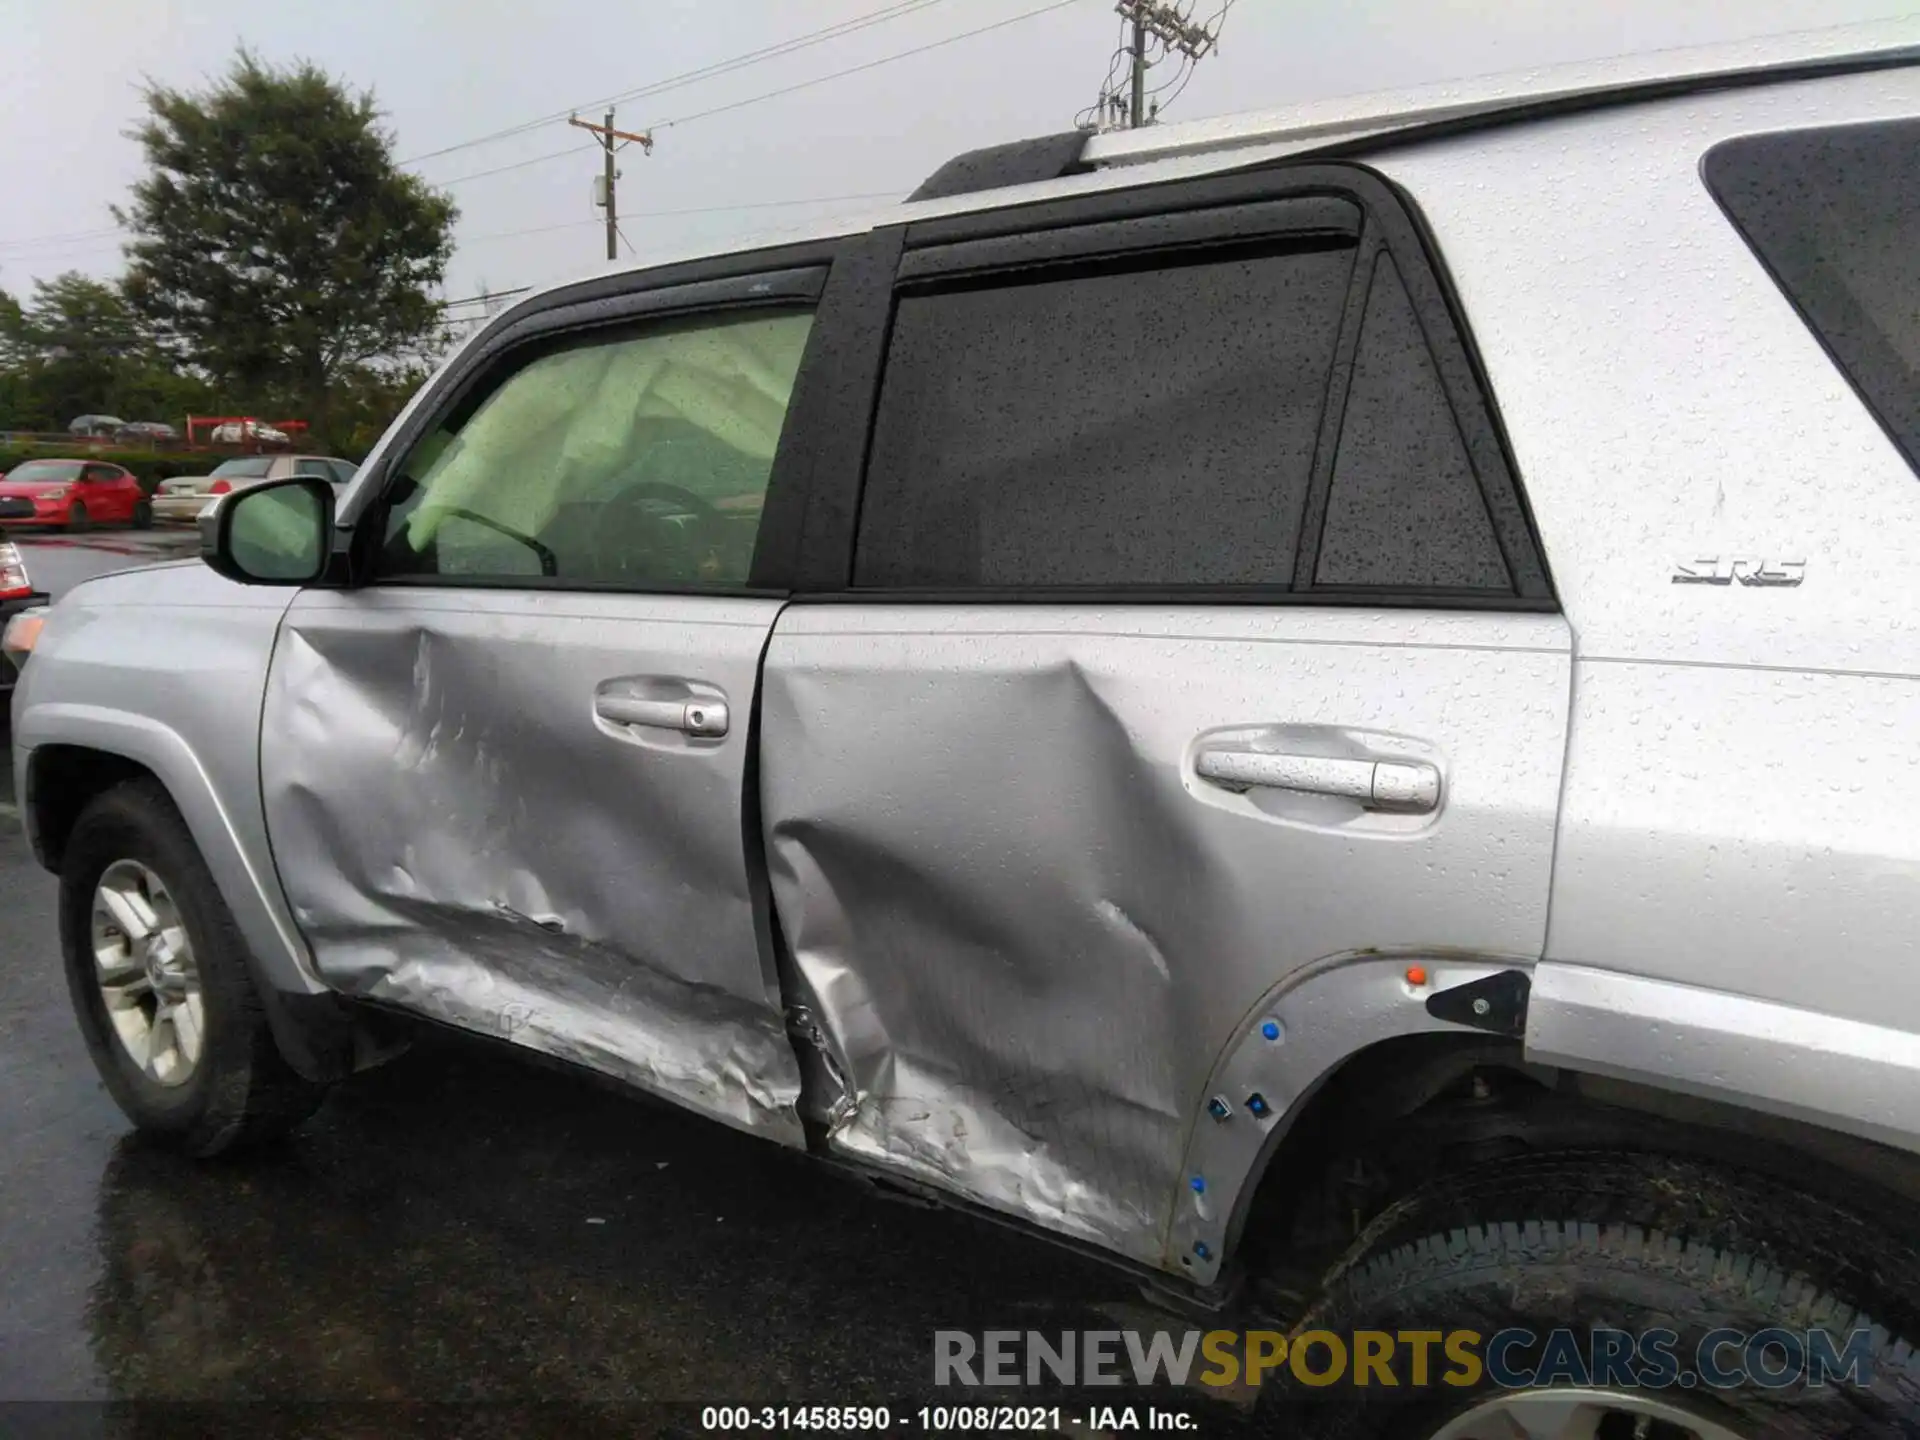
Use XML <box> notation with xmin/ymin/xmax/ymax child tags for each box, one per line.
<box><xmin>1081</xmin><ymin>18</ymin><xmax>1920</xmax><ymax>169</ymax></box>
<box><xmin>908</xmin><ymin>132</ymin><xmax>1092</xmax><ymax>202</ymax></box>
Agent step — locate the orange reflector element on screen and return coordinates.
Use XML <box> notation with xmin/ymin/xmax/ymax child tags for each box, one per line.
<box><xmin>3</xmin><ymin>608</ymin><xmax>46</xmax><ymax>660</ymax></box>
<box><xmin>1405</xmin><ymin>965</ymin><xmax>1428</xmax><ymax>987</ymax></box>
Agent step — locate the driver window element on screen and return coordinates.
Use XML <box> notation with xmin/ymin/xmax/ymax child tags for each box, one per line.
<box><xmin>378</xmin><ymin>306</ymin><xmax>815</xmax><ymax>588</ymax></box>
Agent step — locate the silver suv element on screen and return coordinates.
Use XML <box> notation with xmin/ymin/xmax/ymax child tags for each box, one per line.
<box><xmin>11</xmin><ymin>23</ymin><xmax>1920</xmax><ymax>1434</ymax></box>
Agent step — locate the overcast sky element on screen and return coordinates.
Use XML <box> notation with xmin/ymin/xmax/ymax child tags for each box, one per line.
<box><xmin>3</xmin><ymin>0</ymin><xmax>1915</xmax><ymax>315</ymax></box>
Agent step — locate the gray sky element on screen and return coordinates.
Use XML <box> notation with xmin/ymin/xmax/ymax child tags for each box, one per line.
<box><xmin>2</xmin><ymin>0</ymin><xmax>1915</xmax><ymax>312</ymax></box>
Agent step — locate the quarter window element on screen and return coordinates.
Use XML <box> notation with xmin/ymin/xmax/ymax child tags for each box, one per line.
<box><xmin>378</xmin><ymin>307</ymin><xmax>815</xmax><ymax>588</ymax></box>
<box><xmin>1313</xmin><ymin>253</ymin><xmax>1508</xmax><ymax>591</ymax></box>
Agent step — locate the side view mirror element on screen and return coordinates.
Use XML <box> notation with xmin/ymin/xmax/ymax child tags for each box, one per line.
<box><xmin>199</xmin><ymin>476</ymin><xmax>335</xmax><ymax>585</ymax></box>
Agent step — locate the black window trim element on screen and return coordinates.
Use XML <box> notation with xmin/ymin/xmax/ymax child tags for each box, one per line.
<box><xmin>336</xmin><ymin>250</ymin><xmax>842</xmax><ymax>597</ymax></box>
<box><xmin>791</xmin><ymin>160</ymin><xmax>1554</xmax><ymax>610</ymax></box>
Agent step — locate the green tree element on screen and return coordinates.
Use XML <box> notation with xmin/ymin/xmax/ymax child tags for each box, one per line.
<box><xmin>0</xmin><ymin>272</ymin><xmax>221</xmax><ymax>430</ymax></box>
<box><xmin>20</xmin><ymin>273</ymin><xmax>147</xmax><ymax>424</ymax></box>
<box><xmin>119</xmin><ymin>51</ymin><xmax>457</xmax><ymax>450</ymax></box>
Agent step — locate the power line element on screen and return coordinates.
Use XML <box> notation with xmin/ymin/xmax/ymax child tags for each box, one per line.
<box><xmin>459</xmin><ymin>191</ymin><xmax>905</xmax><ymax>245</ymax></box>
<box><xmin>434</xmin><ymin>2</ymin><xmax>1086</xmax><ymax>192</ymax></box>
<box><xmin>434</xmin><ymin>287</ymin><xmax>532</xmax><ymax>310</ymax></box>
<box><xmin>439</xmin><ymin>143</ymin><xmax>602</xmax><ymax>187</ymax></box>
<box><xmin>398</xmin><ymin>0</ymin><xmax>953</xmax><ymax>167</ymax></box>
<box><xmin>646</xmin><ymin>0</ymin><xmax>1088</xmax><ymax>133</ymax></box>
<box><xmin>0</xmin><ymin>226</ymin><xmax>125</xmax><ymax>255</ymax></box>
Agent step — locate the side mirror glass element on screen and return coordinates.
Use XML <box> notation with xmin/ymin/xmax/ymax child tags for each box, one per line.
<box><xmin>200</xmin><ymin>476</ymin><xmax>334</xmax><ymax>584</ymax></box>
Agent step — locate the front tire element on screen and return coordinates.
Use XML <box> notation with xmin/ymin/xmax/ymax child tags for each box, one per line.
<box><xmin>1269</xmin><ymin>1153</ymin><xmax>1920</xmax><ymax>1437</ymax></box>
<box><xmin>60</xmin><ymin>779</ymin><xmax>328</xmax><ymax>1155</ymax></box>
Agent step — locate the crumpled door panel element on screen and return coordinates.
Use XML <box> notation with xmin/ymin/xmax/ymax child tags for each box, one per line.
<box><xmin>260</xmin><ymin>588</ymin><xmax>804</xmax><ymax>1144</ymax></box>
<box><xmin>760</xmin><ymin>605</ymin><xmax>1570</xmax><ymax>1264</ymax></box>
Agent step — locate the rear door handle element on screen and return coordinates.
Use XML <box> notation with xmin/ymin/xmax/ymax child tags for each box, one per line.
<box><xmin>1195</xmin><ymin>750</ymin><xmax>1440</xmax><ymax>813</ymax></box>
<box><xmin>594</xmin><ymin>693</ymin><xmax>730</xmax><ymax>738</ymax></box>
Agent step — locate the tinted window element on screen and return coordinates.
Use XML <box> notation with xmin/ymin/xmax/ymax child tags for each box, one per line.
<box><xmin>1314</xmin><ymin>254</ymin><xmax>1508</xmax><ymax>590</ymax></box>
<box><xmin>854</xmin><ymin>244</ymin><xmax>1353</xmax><ymax>589</ymax></box>
<box><xmin>6</xmin><ymin>461</ymin><xmax>83</xmax><ymax>483</ymax></box>
<box><xmin>328</xmin><ymin>460</ymin><xmax>357</xmax><ymax>484</ymax></box>
<box><xmin>1706</xmin><ymin>120</ymin><xmax>1920</xmax><ymax>478</ymax></box>
<box><xmin>211</xmin><ymin>457</ymin><xmax>274</xmax><ymax>480</ymax></box>
<box><xmin>377</xmin><ymin>308</ymin><xmax>814</xmax><ymax>588</ymax></box>
<box><xmin>294</xmin><ymin>458</ymin><xmax>335</xmax><ymax>479</ymax></box>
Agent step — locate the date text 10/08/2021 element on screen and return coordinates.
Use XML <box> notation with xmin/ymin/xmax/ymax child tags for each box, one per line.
<box><xmin>700</xmin><ymin>1406</ymin><xmax>1194</xmax><ymax>1431</ymax></box>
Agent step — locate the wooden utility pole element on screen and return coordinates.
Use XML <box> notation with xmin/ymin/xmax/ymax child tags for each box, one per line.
<box><xmin>1112</xmin><ymin>0</ymin><xmax>1222</xmax><ymax>128</ymax></box>
<box><xmin>1129</xmin><ymin>12</ymin><xmax>1147</xmax><ymax>130</ymax></box>
<box><xmin>567</xmin><ymin>110</ymin><xmax>654</xmax><ymax>260</ymax></box>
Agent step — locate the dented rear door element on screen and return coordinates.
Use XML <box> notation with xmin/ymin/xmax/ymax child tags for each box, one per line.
<box><xmin>259</xmin><ymin>255</ymin><xmax>852</xmax><ymax>1145</ymax></box>
<box><xmin>759</xmin><ymin>171</ymin><xmax>1570</xmax><ymax>1265</ymax></box>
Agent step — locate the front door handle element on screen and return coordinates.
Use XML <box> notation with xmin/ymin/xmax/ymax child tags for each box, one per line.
<box><xmin>1195</xmin><ymin>750</ymin><xmax>1440</xmax><ymax>814</ymax></box>
<box><xmin>594</xmin><ymin>693</ymin><xmax>730</xmax><ymax>738</ymax></box>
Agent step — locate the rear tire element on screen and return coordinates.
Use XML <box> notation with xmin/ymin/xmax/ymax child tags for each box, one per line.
<box><xmin>1267</xmin><ymin>1153</ymin><xmax>1920</xmax><ymax>1437</ymax></box>
<box><xmin>66</xmin><ymin>501</ymin><xmax>88</xmax><ymax>532</ymax></box>
<box><xmin>59</xmin><ymin>779</ymin><xmax>329</xmax><ymax>1155</ymax></box>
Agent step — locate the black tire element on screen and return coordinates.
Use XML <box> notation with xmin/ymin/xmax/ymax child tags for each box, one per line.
<box><xmin>132</xmin><ymin>499</ymin><xmax>153</xmax><ymax>530</ymax></box>
<box><xmin>1268</xmin><ymin>1153</ymin><xmax>1920</xmax><ymax>1437</ymax></box>
<box><xmin>66</xmin><ymin>500</ymin><xmax>88</xmax><ymax>532</ymax></box>
<box><xmin>59</xmin><ymin>778</ymin><xmax>328</xmax><ymax>1156</ymax></box>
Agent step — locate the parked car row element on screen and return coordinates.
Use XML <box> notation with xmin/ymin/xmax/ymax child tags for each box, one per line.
<box><xmin>0</xmin><ymin>453</ymin><xmax>356</xmax><ymax>532</ymax></box>
<box><xmin>151</xmin><ymin>454</ymin><xmax>356</xmax><ymax>524</ymax></box>
<box><xmin>66</xmin><ymin>415</ymin><xmax>178</xmax><ymax>442</ymax></box>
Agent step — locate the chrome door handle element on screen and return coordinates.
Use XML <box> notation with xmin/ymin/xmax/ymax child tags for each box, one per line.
<box><xmin>1195</xmin><ymin>750</ymin><xmax>1440</xmax><ymax>814</ymax></box>
<box><xmin>594</xmin><ymin>693</ymin><xmax>730</xmax><ymax>738</ymax></box>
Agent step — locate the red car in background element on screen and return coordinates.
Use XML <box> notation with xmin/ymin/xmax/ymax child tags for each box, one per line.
<box><xmin>0</xmin><ymin>459</ymin><xmax>151</xmax><ymax>531</ymax></box>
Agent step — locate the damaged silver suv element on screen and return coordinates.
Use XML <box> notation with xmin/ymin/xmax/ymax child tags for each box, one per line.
<box><xmin>14</xmin><ymin>22</ymin><xmax>1920</xmax><ymax>1435</ymax></box>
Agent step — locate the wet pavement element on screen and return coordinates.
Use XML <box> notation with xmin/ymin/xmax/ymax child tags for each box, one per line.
<box><xmin>0</xmin><ymin>531</ymin><xmax>1266</xmax><ymax>1437</ymax></box>
<box><xmin>6</xmin><ymin>527</ymin><xmax>201</xmax><ymax>602</ymax></box>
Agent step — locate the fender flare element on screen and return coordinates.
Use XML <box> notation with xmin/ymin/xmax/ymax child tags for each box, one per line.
<box><xmin>16</xmin><ymin>700</ymin><xmax>361</xmax><ymax>1080</ymax></box>
<box><xmin>1163</xmin><ymin>953</ymin><xmax>1524</xmax><ymax>1284</ymax></box>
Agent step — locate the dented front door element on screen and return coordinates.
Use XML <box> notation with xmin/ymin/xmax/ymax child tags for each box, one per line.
<box><xmin>260</xmin><ymin>281</ymin><xmax>827</xmax><ymax>1145</ymax></box>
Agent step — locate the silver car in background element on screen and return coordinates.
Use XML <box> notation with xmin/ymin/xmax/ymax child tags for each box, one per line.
<box><xmin>152</xmin><ymin>454</ymin><xmax>357</xmax><ymax>523</ymax></box>
<box><xmin>12</xmin><ymin>22</ymin><xmax>1920</xmax><ymax>1435</ymax></box>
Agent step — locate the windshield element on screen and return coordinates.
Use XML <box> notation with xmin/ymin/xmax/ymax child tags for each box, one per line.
<box><xmin>5</xmin><ymin>461</ymin><xmax>84</xmax><ymax>484</ymax></box>
<box><xmin>211</xmin><ymin>458</ymin><xmax>275</xmax><ymax>479</ymax></box>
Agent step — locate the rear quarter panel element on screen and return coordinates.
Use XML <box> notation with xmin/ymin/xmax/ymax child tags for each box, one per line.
<box><xmin>1375</xmin><ymin>70</ymin><xmax>1920</xmax><ymax>1069</ymax></box>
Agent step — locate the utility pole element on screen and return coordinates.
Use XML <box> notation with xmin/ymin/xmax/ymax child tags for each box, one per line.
<box><xmin>568</xmin><ymin>109</ymin><xmax>654</xmax><ymax>261</ymax></box>
<box><xmin>1129</xmin><ymin>11</ymin><xmax>1147</xmax><ymax>130</ymax></box>
<box><xmin>1110</xmin><ymin>1</ymin><xmax>1224</xmax><ymax>128</ymax></box>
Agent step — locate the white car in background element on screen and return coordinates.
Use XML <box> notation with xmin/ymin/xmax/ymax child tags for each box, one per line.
<box><xmin>207</xmin><ymin>421</ymin><xmax>290</xmax><ymax>446</ymax></box>
<box><xmin>152</xmin><ymin>455</ymin><xmax>357</xmax><ymax>524</ymax></box>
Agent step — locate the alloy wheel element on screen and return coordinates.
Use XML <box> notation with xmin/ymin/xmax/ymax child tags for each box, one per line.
<box><xmin>90</xmin><ymin>858</ymin><xmax>206</xmax><ymax>1087</ymax></box>
<box><xmin>1429</xmin><ymin>1388</ymin><xmax>1746</xmax><ymax>1440</ymax></box>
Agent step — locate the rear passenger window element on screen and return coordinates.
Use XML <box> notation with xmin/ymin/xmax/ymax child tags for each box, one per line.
<box><xmin>854</xmin><ymin>243</ymin><xmax>1354</xmax><ymax>589</ymax></box>
<box><xmin>1706</xmin><ymin>120</ymin><xmax>1920</xmax><ymax>478</ymax></box>
<box><xmin>1313</xmin><ymin>254</ymin><xmax>1509</xmax><ymax>590</ymax></box>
